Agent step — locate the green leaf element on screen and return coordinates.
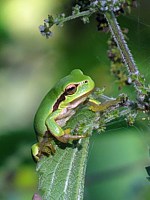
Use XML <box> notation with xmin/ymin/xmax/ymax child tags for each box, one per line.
<box><xmin>36</xmin><ymin>138</ymin><xmax>89</xmax><ymax>200</ymax></box>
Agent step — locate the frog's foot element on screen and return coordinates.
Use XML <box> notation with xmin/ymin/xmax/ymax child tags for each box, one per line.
<box><xmin>31</xmin><ymin>143</ymin><xmax>40</xmax><ymax>162</ymax></box>
<box><xmin>31</xmin><ymin>140</ymin><xmax>55</xmax><ymax>162</ymax></box>
<box><xmin>57</xmin><ymin>128</ymin><xmax>89</xmax><ymax>143</ymax></box>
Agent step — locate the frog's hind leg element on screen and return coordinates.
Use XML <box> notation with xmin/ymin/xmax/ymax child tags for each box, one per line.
<box><xmin>31</xmin><ymin>137</ymin><xmax>55</xmax><ymax>162</ymax></box>
<box><xmin>31</xmin><ymin>143</ymin><xmax>40</xmax><ymax>162</ymax></box>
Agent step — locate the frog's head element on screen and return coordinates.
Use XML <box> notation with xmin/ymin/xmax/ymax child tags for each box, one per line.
<box><xmin>68</xmin><ymin>69</ymin><xmax>95</xmax><ymax>95</ymax></box>
<box><xmin>58</xmin><ymin>69</ymin><xmax>95</xmax><ymax>106</ymax></box>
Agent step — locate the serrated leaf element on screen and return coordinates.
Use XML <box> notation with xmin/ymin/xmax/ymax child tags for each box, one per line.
<box><xmin>36</xmin><ymin>138</ymin><xmax>89</xmax><ymax>200</ymax></box>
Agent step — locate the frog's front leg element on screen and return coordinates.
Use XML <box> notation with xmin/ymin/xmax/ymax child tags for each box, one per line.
<box><xmin>88</xmin><ymin>94</ymin><xmax>127</xmax><ymax>112</ymax></box>
<box><xmin>46</xmin><ymin>110</ymin><xmax>88</xmax><ymax>143</ymax></box>
<box><xmin>88</xmin><ymin>98</ymin><xmax>101</xmax><ymax>112</ymax></box>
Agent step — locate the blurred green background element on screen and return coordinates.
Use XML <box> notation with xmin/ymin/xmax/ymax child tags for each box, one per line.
<box><xmin>0</xmin><ymin>1</ymin><xmax>150</xmax><ymax>199</ymax></box>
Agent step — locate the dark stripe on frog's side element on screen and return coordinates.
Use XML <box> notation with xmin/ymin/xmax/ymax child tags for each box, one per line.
<box><xmin>52</xmin><ymin>84</ymin><xmax>79</xmax><ymax>111</ymax></box>
<box><xmin>52</xmin><ymin>92</ymin><xmax>66</xmax><ymax>111</ymax></box>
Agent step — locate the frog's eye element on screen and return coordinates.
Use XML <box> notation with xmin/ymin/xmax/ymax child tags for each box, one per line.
<box><xmin>65</xmin><ymin>84</ymin><xmax>77</xmax><ymax>95</ymax></box>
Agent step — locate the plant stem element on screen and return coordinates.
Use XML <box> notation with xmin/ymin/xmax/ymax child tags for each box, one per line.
<box><xmin>105</xmin><ymin>11</ymin><xmax>143</xmax><ymax>95</ymax></box>
<box><xmin>54</xmin><ymin>10</ymin><xmax>95</xmax><ymax>26</ymax></box>
<box><xmin>105</xmin><ymin>109</ymin><xmax>131</xmax><ymax>124</ymax></box>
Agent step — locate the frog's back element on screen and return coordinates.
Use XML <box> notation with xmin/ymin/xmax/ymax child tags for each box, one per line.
<box><xmin>33</xmin><ymin>73</ymin><xmax>73</xmax><ymax>137</ymax></box>
<box><xmin>34</xmin><ymin>88</ymin><xmax>58</xmax><ymax>139</ymax></box>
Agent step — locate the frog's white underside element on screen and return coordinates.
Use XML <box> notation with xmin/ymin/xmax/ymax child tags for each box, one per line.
<box><xmin>56</xmin><ymin>96</ymin><xmax>87</xmax><ymax>127</ymax></box>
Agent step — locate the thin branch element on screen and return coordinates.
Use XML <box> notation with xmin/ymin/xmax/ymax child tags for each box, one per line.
<box><xmin>54</xmin><ymin>10</ymin><xmax>95</xmax><ymax>26</ymax></box>
<box><xmin>105</xmin><ymin>109</ymin><xmax>131</xmax><ymax>124</ymax></box>
<box><xmin>105</xmin><ymin>11</ymin><xmax>144</xmax><ymax>95</ymax></box>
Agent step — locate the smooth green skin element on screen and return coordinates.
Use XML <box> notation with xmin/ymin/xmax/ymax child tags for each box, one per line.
<box><xmin>32</xmin><ymin>69</ymin><xmax>95</xmax><ymax>161</ymax></box>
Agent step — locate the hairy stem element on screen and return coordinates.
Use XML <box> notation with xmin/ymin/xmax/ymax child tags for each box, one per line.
<box><xmin>105</xmin><ymin>109</ymin><xmax>131</xmax><ymax>124</ymax></box>
<box><xmin>54</xmin><ymin>9</ymin><xmax>95</xmax><ymax>26</ymax></box>
<box><xmin>105</xmin><ymin>11</ymin><xmax>143</xmax><ymax>95</ymax></box>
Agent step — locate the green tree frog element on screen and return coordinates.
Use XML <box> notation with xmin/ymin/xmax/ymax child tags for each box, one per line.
<box><xmin>31</xmin><ymin>69</ymin><xmax>95</xmax><ymax>161</ymax></box>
